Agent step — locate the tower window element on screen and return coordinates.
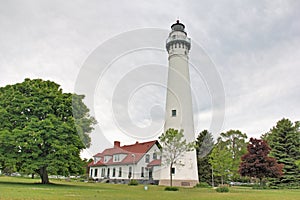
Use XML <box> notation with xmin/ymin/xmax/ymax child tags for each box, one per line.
<box><xmin>171</xmin><ymin>167</ymin><xmax>175</xmax><ymax>174</ymax></box>
<box><xmin>171</xmin><ymin>109</ymin><xmax>177</xmax><ymax>117</ymax></box>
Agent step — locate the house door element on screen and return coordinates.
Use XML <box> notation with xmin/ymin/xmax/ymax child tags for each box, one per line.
<box><xmin>148</xmin><ymin>168</ymin><xmax>153</xmax><ymax>180</ymax></box>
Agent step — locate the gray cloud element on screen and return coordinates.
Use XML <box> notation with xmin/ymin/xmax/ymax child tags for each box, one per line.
<box><xmin>0</xmin><ymin>0</ymin><xmax>299</xmax><ymax>157</ymax></box>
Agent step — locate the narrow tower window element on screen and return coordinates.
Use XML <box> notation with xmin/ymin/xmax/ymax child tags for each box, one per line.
<box><xmin>171</xmin><ymin>109</ymin><xmax>177</xmax><ymax>117</ymax></box>
<box><xmin>171</xmin><ymin>167</ymin><xmax>175</xmax><ymax>174</ymax></box>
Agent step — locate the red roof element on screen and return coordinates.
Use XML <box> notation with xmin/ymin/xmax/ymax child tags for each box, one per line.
<box><xmin>147</xmin><ymin>159</ymin><xmax>161</xmax><ymax>167</ymax></box>
<box><xmin>88</xmin><ymin>160</ymin><xmax>105</xmax><ymax>167</ymax></box>
<box><xmin>89</xmin><ymin>140</ymin><xmax>159</xmax><ymax>167</ymax></box>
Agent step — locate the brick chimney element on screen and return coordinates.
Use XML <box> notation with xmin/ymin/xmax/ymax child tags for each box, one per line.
<box><xmin>114</xmin><ymin>141</ymin><xmax>121</xmax><ymax>148</ymax></box>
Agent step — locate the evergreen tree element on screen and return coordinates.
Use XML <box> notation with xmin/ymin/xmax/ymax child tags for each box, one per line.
<box><xmin>262</xmin><ymin>118</ymin><xmax>300</xmax><ymax>187</ymax></box>
<box><xmin>196</xmin><ymin>130</ymin><xmax>214</xmax><ymax>184</ymax></box>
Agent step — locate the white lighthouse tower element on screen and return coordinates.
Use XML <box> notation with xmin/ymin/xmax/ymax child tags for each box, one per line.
<box><xmin>159</xmin><ymin>20</ymin><xmax>198</xmax><ymax>187</ymax></box>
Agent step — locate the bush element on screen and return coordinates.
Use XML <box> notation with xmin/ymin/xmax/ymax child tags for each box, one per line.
<box><xmin>195</xmin><ymin>182</ymin><xmax>211</xmax><ymax>188</ymax></box>
<box><xmin>269</xmin><ymin>185</ymin><xmax>279</xmax><ymax>189</ymax></box>
<box><xmin>164</xmin><ymin>186</ymin><xmax>179</xmax><ymax>191</ymax></box>
<box><xmin>216</xmin><ymin>186</ymin><xmax>229</xmax><ymax>193</ymax></box>
<box><xmin>273</xmin><ymin>184</ymin><xmax>300</xmax><ymax>189</ymax></box>
<box><xmin>128</xmin><ymin>179</ymin><xmax>138</xmax><ymax>186</ymax></box>
<box><xmin>252</xmin><ymin>185</ymin><xmax>267</xmax><ymax>190</ymax></box>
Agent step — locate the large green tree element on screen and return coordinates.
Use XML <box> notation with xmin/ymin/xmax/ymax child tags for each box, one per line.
<box><xmin>196</xmin><ymin>130</ymin><xmax>214</xmax><ymax>184</ymax></box>
<box><xmin>159</xmin><ymin>128</ymin><xmax>194</xmax><ymax>187</ymax></box>
<box><xmin>0</xmin><ymin>79</ymin><xmax>96</xmax><ymax>184</ymax></box>
<box><xmin>262</xmin><ymin>118</ymin><xmax>300</xmax><ymax>187</ymax></box>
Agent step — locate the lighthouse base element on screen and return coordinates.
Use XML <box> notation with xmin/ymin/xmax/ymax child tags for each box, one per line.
<box><xmin>159</xmin><ymin>179</ymin><xmax>198</xmax><ymax>187</ymax></box>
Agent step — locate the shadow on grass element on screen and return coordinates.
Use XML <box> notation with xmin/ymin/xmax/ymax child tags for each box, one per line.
<box><xmin>0</xmin><ymin>177</ymin><xmax>116</xmax><ymax>191</ymax></box>
<box><xmin>0</xmin><ymin>180</ymin><xmax>72</xmax><ymax>187</ymax></box>
<box><xmin>0</xmin><ymin>179</ymin><xmax>99</xmax><ymax>191</ymax></box>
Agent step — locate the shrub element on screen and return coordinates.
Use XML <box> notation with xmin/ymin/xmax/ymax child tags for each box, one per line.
<box><xmin>164</xmin><ymin>186</ymin><xmax>179</xmax><ymax>191</ymax></box>
<box><xmin>252</xmin><ymin>185</ymin><xmax>267</xmax><ymax>190</ymax></box>
<box><xmin>269</xmin><ymin>185</ymin><xmax>279</xmax><ymax>189</ymax></box>
<box><xmin>195</xmin><ymin>182</ymin><xmax>211</xmax><ymax>188</ymax></box>
<box><xmin>128</xmin><ymin>179</ymin><xmax>138</xmax><ymax>186</ymax></box>
<box><xmin>215</xmin><ymin>186</ymin><xmax>229</xmax><ymax>193</ymax></box>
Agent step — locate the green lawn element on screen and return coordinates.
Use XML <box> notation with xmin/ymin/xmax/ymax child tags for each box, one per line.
<box><xmin>0</xmin><ymin>177</ymin><xmax>299</xmax><ymax>200</ymax></box>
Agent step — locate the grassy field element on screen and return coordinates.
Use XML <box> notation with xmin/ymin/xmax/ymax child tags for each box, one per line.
<box><xmin>0</xmin><ymin>177</ymin><xmax>299</xmax><ymax>200</ymax></box>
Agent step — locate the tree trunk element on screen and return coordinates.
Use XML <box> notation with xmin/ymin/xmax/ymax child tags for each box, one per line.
<box><xmin>39</xmin><ymin>167</ymin><xmax>49</xmax><ymax>184</ymax></box>
<box><xmin>259</xmin><ymin>178</ymin><xmax>262</xmax><ymax>187</ymax></box>
<box><xmin>211</xmin><ymin>167</ymin><xmax>214</xmax><ymax>187</ymax></box>
<box><xmin>31</xmin><ymin>173</ymin><xmax>35</xmax><ymax>179</ymax></box>
<box><xmin>221</xmin><ymin>175</ymin><xmax>224</xmax><ymax>185</ymax></box>
<box><xmin>170</xmin><ymin>163</ymin><xmax>173</xmax><ymax>187</ymax></box>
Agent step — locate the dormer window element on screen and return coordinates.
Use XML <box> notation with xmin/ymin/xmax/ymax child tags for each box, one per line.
<box><xmin>113</xmin><ymin>154</ymin><xmax>120</xmax><ymax>162</ymax></box>
<box><xmin>104</xmin><ymin>156</ymin><xmax>111</xmax><ymax>163</ymax></box>
<box><xmin>94</xmin><ymin>157</ymin><xmax>101</xmax><ymax>164</ymax></box>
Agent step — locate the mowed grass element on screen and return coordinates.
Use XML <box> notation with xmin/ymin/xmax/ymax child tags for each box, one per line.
<box><xmin>0</xmin><ymin>177</ymin><xmax>299</xmax><ymax>200</ymax></box>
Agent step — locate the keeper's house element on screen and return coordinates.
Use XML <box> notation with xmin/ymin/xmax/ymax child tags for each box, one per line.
<box><xmin>88</xmin><ymin>140</ymin><xmax>161</xmax><ymax>184</ymax></box>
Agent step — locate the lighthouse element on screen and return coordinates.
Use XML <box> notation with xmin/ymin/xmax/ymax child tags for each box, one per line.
<box><xmin>159</xmin><ymin>20</ymin><xmax>198</xmax><ymax>187</ymax></box>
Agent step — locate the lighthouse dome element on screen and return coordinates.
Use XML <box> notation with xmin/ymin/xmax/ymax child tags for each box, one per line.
<box><xmin>171</xmin><ymin>20</ymin><xmax>185</xmax><ymax>32</ymax></box>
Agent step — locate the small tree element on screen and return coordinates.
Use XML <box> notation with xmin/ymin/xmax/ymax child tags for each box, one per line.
<box><xmin>239</xmin><ymin>138</ymin><xmax>284</xmax><ymax>186</ymax></box>
<box><xmin>209</xmin><ymin>140</ymin><xmax>232</xmax><ymax>185</ymax></box>
<box><xmin>219</xmin><ymin>130</ymin><xmax>247</xmax><ymax>180</ymax></box>
<box><xmin>159</xmin><ymin>128</ymin><xmax>194</xmax><ymax>187</ymax></box>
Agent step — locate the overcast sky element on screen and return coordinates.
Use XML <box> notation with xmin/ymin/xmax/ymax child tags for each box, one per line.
<box><xmin>1</xmin><ymin>0</ymin><xmax>299</xmax><ymax>158</ymax></box>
